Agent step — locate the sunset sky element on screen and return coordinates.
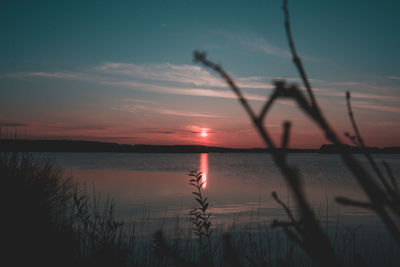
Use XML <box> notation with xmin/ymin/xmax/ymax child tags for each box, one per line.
<box><xmin>1</xmin><ymin>0</ymin><xmax>399</xmax><ymax>148</ymax></box>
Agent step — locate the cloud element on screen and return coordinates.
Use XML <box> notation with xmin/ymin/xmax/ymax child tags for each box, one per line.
<box><xmin>133</xmin><ymin>128</ymin><xmax>176</xmax><ymax>134</ymax></box>
<box><xmin>0</xmin><ymin>121</ymin><xmax>28</xmax><ymax>127</ymax></box>
<box><xmin>185</xmin><ymin>125</ymin><xmax>208</xmax><ymax>134</ymax></box>
<box><xmin>105</xmin><ymin>80</ymin><xmax>266</xmax><ymax>101</ymax></box>
<box><xmin>314</xmin><ymin>88</ymin><xmax>400</xmax><ymax>103</ymax></box>
<box><xmin>30</xmin><ymin>66</ymin><xmax>397</xmax><ymax>104</ymax></box>
<box><xmin>208</xmin><ymin>30</ymin><xmax>291</xmax><ymax>59</ymax></box>
<box><xmin>96</xmin><ymin>62</ymin><xmax>227</xmax><ymax>88</ymax></box>
<box><xmin>120</xmin><ymin>101</ymin><xmax>224</xmax><ymax>118</ymax></box>
<box><xmin>241</xmin><ymin>36</ymin><xmax>291</xmax><ymax>58</ymax></box>
<box><xmin>386</xmin><ymin>76</ymin><xmax>400</xmax><ymax>80</ymax></box>
<box><xmin>4</xmin><ymin>62</ymin><xmax>400</xmax><ymax>108</ymax></box>
<box><xmin>1</xmin><ymin>71</ymin><xmax>94</xmax><ymax>81</ymax></box>
<box><xmin>365</xmin><ymin>121</ymin><xmax>400</xmax><ymax>127</ymax></box>
<box><xmin>352</xmin><ymin>101</ymin><xmax>400</xmax><ymax>113</ymax></box>
<box><xmin>236</xmin><ymin>77</ymin><xmax>274</xmax><ymax>90</ymax></box>
<box><xmin>27</xmin><ymin>72</ymin><xmax>87</xmax><ymax>80</ymax></box>
<box><xmin>155</xmin><ymin>109</ymin><xmax>223</xmax><ymax>118</ymax></box>
<box><xmin>96</xmin><ymin>62</ymin><xmax>274</xmax><ymax>90</ymax></box>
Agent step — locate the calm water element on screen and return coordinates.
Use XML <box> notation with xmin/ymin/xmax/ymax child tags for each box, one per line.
<box><xmin>30</xmin><ymin>152</ymin><xmax>398</xmax><ymax>266</ymax></box>
<box><xmin>39</xmin><ymin>152</ymin><xmax>400</xmax><ymax>231</ymax></box>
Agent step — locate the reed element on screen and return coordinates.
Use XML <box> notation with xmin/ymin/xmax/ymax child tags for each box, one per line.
<box><xmin>188</xmin><ymin>170</ymin><xmax>213</xmax><ymax>264</ymax></box>
<box><xmin>0</xmin><ymin>152</ymin><xmax>132</xmax><ymax>267</ymax></box>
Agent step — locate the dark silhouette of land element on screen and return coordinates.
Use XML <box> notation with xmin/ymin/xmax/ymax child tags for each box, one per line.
<box><xmin>1</xmin><ymin>139</ymin><xmax>399</xmax><ymax>153</ymax></box>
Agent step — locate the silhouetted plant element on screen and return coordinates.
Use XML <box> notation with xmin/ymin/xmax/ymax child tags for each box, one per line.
<box><xmin>337</xmin><ymin>91</ymin><xmax>400</xmax><ymax>216</ymax></box>
<box><xmin>189</xmin><ymin>169</ymin><xmax>213</xmax><ymax>266</ymax></box>
<box><xmin>193</xmin><ymin>55</ymin><xmax>341</xmax><ymax>267</ymax></box>
<box><xmin>222</xmin><ymin>233</ymin><xmax>242</xmax><ymax>267</ymax></box>
<box><xmin>194</xmin><ymin>0</ymin><xmax>400</xmax><ymax>266</ymax></box>
<box><xmin>0</xmin><ymin>152</ymin><xmax>131</xmax><ymax>267</ymax></box>
<box><xmin>151</xmin><ymin>169</ymin><xmax>214</xmax><ymax>267</ymax></box>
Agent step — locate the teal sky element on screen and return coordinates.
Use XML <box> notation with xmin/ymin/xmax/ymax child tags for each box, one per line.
<box><xmin>1</xmin><ymin>0</ymin><xmax>399</xmax><ymax>148</ymax></box>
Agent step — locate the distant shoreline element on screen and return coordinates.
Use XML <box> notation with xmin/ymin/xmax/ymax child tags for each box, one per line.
<box><xmin>1</xmin><ymin>139</ymin><xmax>399</xmax><ymax>154</ymax></box>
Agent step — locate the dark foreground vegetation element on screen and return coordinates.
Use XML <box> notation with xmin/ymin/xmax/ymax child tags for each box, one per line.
<box><xmin>1</xmin><ymin>152</ymin><xmax>130</xmax><ymax>267</ymax></box>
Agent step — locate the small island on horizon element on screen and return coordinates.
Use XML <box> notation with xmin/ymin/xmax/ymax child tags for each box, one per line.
<box><xmin>1</xmin><ymin>139</ymin><xmax>399</xmax><ymax>154</ymax></box>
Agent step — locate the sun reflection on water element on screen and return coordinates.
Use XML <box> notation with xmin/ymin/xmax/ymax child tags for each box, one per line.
<box><xmin>199</xmin><ymin>153</ymin><xmax>209</xmax><ymax>189</ymax></box>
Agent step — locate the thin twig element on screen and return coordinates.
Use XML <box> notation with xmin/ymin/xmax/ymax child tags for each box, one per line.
<box><xmin>194</xmin><ymin>52</ymin><xmax>341</xmax><ymax>267</ymax></box>
<box><xmin>281</xmin><ymin>121</ymin><xmax>291</xmax><ymax>149</ymax></box>
<box><xmin>283</xmin><ymin>0</ymin><xmax>316</xmax><ymax>107</ymax></box>
<box><xmin>346</xmin><ymin>91</ymin><xmax>393</xmax><ymax>193</ymax></box>
<box><xmin>282</xmin><ymin>0</ymin><xmax>400</xmax><ymax>244</ymax></box>
<box><xmin>383</xmin><ymin>161</ymin><xmax>399</xmax><ymax>192</ymax></box>
<box><xmin>335</xmin><ymin>197</ymin><xmax>373</xmax><ymax>209</ymax></box>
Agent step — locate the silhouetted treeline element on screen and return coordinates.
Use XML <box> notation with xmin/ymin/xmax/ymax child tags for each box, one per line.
<box><xmin>1</xmin><ymin>139</ymin><xmax>399</xmax><ymax>153</ymax></box>
<box><xmin>319</xmin><ymin>144</ymin><xmax>400</xmax><ymax>153</ymax></box>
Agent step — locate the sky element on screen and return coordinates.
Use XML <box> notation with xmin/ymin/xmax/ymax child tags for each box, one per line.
<box><xmin>0</xmin><ymin>0</ymin><xmax>399</xmax><ymax>148</ymax></box>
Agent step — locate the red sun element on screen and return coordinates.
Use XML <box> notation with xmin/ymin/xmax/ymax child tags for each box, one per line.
<box><xmin>201</xmin><ymin>130</ymin><xmax>208</xmax><ymax>137</ymax></box>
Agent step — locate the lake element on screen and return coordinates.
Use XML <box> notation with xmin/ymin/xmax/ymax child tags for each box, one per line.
<box><xmin>33</xmin><ymin>152</ymin><xmax>399</xmax><ymax>265</ymax></box>
<box><xmin>38</xmin><ymin>152</ymin><xmax>399</xmax><ymax>230</ymax></box>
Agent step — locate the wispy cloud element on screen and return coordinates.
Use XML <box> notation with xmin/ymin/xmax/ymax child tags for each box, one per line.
<box><xmin>1</xmin><ymin>71</ymin><xmax>94</xmax><ymax>81</ymax></box>
<box><xmin>365</xmin><ymin>121</ymin><xmax>400</xmax><ymax>127</ymax></box>
<box><xmin>209</xmin><ymin>30</ymin><xmax>291</xmax><ymax>58</ymax></box>
<box><xmin>3</xmin><ymin>62</ymin><xmax>400</xmax><ymax>108</ymax></box>
<box><xmin>0</xmin><ymin>121</ymin><xmax>28</xmax><ymax>127</ymax></box>
<box><xmin>96</xmin><ymin>62</ymin><xmax>274</xmax><ymax>90</ymax></box>
<box><xmin>314</xmin><ymin>88</ymin><xmax>400</xmax><ymax>103</ymax></box>
<box><xmin>133</xmin><ymin>128</ymin><xmax>176</xmax><ymax>134</ymax></box>
<box><xmin>120</xmin><ymin>101</ymin><xmax>224</xmax><ymax>118</ymax></box>
<box><xmin>386</xmin><ymin>76</ymin><xmax>400</xmax><ymax>80</ymax></box>
<box><xmin>241</xmin><ymin>36</ymin><xmax>291</xmax><ymax>58</ymax></box>
<box><xmin>106</xmin><ymin>80</ymin><xmax>266</xmax><ymax>101</ymax></box>
<box><xmin>95</xmin><ymin>62</ymin><xmax>227</xmax><ymax>88</ymax></box>
<box><xmin>352</xmin><ymin>101</ymin><xmax>400</xmax><ymax>113</ymax></box>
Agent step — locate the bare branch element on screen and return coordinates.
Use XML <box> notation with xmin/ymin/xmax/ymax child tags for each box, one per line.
<box><xmin>383</xmin><ymin>161</ymin><xmax>399</xmax><ymax>192</ymax></box>
<box><xmin>345</xmin><ymin>91</ymin><xmax>364</xmax><ymax>147</ymax></box>
<box><xmin>335</xmin><ymin>197</ymin><xmax>373</xmax><ymax>209</ymax></box>
<box><xmin>281</xmin><ymin>121</ymin><xmax>291</xmax><ymax>149</ymax></box>
<box><xmin>193</xmin><ymin>51</ymin><xmax>257</xmax><ymax>122</ymax></box>
<box><xmin>272</xmin><ymin>191</ymin><xmax>299</xmax><ymax>231</ymax></box>
<box><xmin>282</xmin><ymin>0</ymin><xmax>316</xmax><ymax>107</ymax></box>
<box><xmin>346</xmin><ymin>91</ymin><xmax>395</xmax><ymax>198</ymax></box>
<box><xmin>195</xmin><ymin>53</ymin><xmax>341</xmax><ymax>266</ymax></box>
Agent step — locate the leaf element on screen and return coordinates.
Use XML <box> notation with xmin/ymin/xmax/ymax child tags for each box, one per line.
<box><xmin>189</xmin><ymin>182</ymin><xmax>197</xmax><ymax>187</ymax></box>
<box><xmin>196</xmin><ymin>198</ymin><xmax>203</xmax><ymax>205</ymax></box>
<box><xmin>192</xmin><ymin>192</ymin><xmax>201</xmax><ymax>197</ymax></box>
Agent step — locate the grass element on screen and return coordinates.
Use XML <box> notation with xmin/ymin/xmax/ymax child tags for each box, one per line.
<box><xmin>1</xmin><ymin>152</ymin><xmax>132</xmax><ymax>267</ymax></box>
<box><xmin>1</xmin><ymin>151</ymin><xmax>398</xmax><ymax>266</ymax></box>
